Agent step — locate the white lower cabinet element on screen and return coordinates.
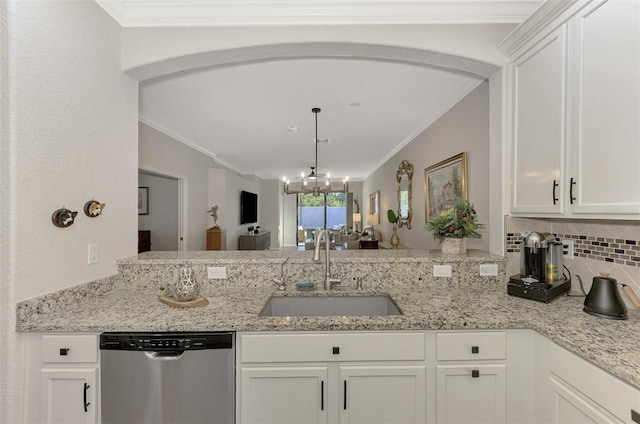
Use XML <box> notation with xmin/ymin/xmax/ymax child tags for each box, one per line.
<box><xmin>435</xmin><ymin>332</ymin><xmax>508</xmax><ymax>424</ymax></box>
<box><xmin>41</xmin><ymin>368</ymin><xmax>97</xmax><ymax>424</ymax></box>
<box><xmin>23</xmin><ymin>334</ymin><xmax>99</xmax><ymax>424</ymax></box>
<box><xmin>549</xmin><ymin>374</ymin><xmax>619</xmax><ymax>423</ymax></box>
<box><xmin>339</xmin><ymin>365</ymin><xmax>426</xmax><ymax>424</ymax></box>
<box><xmin>237</xmin><ymin>331</ymin><xmax>427</xmax><ymax>424</ymax></box>
<box><xmin>536</xmin><ymin>337</ymin><xmax>640</xmax><ymax>424</ymax></box>
<box><xmin>240</xmin><ymin>366</ymin><xmax>328</xmax><ymax>423</ymax></box>
<box><xmin>436</xmin><ymin>364</ymin><xmax>506</xmax><ymax>424</ymax></box>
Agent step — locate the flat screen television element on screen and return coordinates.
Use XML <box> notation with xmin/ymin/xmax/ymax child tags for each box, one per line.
<box><xmin>240</xmin><ymin>190</ymin><xmax>258</xmax><ymax>225</ymax></box>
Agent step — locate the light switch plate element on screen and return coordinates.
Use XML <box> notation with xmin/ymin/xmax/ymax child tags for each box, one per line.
<box><xmin>207</xmin><ymin>266</ymin><xmax>227</xmax><ymax>279</ymax></box>
<box><xmin>479</xmin><ymin>264</ymin><xmax>499</xmax><ymax>276</ymax></box>
<box><xmin>88</xmin><ymin>244</ymin><xmax>99</xmax><ymax>264</ymax></box>
<box><xmin>433</xmin><ymin>265</ymin><xmax>452</xmax><ymax>277</ymax></box>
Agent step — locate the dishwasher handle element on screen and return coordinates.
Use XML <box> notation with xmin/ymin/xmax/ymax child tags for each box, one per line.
<box><xmin>145</xmin><ymin>351</ymin><xmax>185</xmax><ymax>360</ymax></box>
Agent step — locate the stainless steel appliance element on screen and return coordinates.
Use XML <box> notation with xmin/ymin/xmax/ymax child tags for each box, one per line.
<box><xmin>508</xmin><ymin>232</ymin><xmax>570</xmax><ymax>302</ymax></box>
<box><xmin>100</xmin><ymin>332</ymin><xmax>234</xmax><ymax>424</ymax></box>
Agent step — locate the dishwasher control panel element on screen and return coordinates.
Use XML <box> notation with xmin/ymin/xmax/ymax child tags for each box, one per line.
<box><xmin>100</xmin><ymin>332</ymin><xmax>233</xmax><ymax>351</ymax></box>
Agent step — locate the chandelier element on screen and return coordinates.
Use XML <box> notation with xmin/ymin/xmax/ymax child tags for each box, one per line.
<box><xmin>283</xmin><ymin>107</ymin><xmax>349</xmax><ymax>195</ymax></box>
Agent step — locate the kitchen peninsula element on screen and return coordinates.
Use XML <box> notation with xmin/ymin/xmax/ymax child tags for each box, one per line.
<box><xmin>17</xmin><ymin>249</ymin><xmax>640</xmax><ymax>423</ymax></box>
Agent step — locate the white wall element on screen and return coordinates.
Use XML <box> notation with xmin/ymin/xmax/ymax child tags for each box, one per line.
<box><xmin>139</xmin><ymin>122</ymin><xmax>218</xmax><ymax>250</ymax></box>
<box><xmin>1</xmin><ymin>1</ymin><xmax>138</xmax><ymax>421</ymax></box>
<box><xmin>363</xmin><ymin>80</ymin><xmax>490</xmax><ymax>250</ymax></box>
<box><xmin>260</xmin><ymin>179</ymin><xmax>282</xmax><ymax>248</ymax></box>
<box><xmin>138</xmin><ymin>171</ymin><xmax>179</xmax><ymax>251</ymax></box>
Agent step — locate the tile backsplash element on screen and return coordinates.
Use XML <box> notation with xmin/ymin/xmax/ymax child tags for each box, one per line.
<box><xmin>505</xmin><ymin>216</ymin><xmax>640</xmax><ymax>307</ymax></box>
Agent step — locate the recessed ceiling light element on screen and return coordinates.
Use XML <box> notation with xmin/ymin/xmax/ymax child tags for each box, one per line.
<box><xmin>287</xmin><ymin>125</ymin><xmax>298</xmax><ymax>133</ymax></box>
<box><xmin>350</xmin><ymin>102</ymin><xmax>360</xmax><ymax>107</ymax></box>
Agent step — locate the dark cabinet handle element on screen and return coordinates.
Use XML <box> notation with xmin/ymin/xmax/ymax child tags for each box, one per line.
<box><xmin>552</xmin><ymin>180</ymin><xmax>559</xmax><ymax>205</ymax></box>
<box><xmin>83</xmin><ymin>383</ymin><xmax>90</xmax><ymax>412</ymax></box>
<box><xmin>472</xmin><ymin>370</ymin><xmax>480</xmax><ymax>378</ymax></box>
<box><xmin>570</xmin><ymin>178</ymin><xmax>576</xmax><ymax>204</ymax></box>
<box><xmin>321</xmin><ymin>381</ymin><xmax>324</xmax><ymax>411</ymax></box>
<box><xmin>631</xmin><ymin>409</ymin><xmax>640</xmax><ymax>423</ymax></box>
<box><xmin>471</xmin><ymin>346</ymin><xmax>479</xmax><ymax>354</ymax></box>
<box><xmin>343</xmin><ymin>380</ymin><xmax>347</xmax><ymax>410</ymax></box>
<box><xmin>59</xmin><ymin>348</ymin><xmax>69</xmax><ymax>356</ymax></box>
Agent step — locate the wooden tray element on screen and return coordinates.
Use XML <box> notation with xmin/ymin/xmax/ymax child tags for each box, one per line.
<box><xmin>158</xmin><ymin>295</ymin><xmax>209</xmax><ymax>308</ymax></box>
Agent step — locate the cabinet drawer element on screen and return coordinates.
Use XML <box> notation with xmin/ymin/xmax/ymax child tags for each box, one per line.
<box><xmin>42</xmin><ymin>335</ymin><xmax>98</xmax><ymax>363</ymax></box>
<box><xmin>436</xmin><ymin>332</ymin><xmax>506</xmax><ymax>361</ymax></box>
<box><xmin>240</xmin><ymin>332</ymin><xmax>425</xmax><ymax>363</ymax></box>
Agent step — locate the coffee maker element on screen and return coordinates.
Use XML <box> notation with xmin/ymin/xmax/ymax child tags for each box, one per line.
<box><xmin>508</xmin><ymin>232</ymin><xmax>571</xmax><ymax>302</ymax></box>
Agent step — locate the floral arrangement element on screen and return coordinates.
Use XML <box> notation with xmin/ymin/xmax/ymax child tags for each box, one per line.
<box><xmin>424</xmin><ymin>199</ymin><xmax>484</xmax><ymax>243</ymax></box>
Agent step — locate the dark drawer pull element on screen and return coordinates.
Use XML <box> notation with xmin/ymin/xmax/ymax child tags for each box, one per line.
<box><xmin>631</xmin><ymin>409</ymin><xmax>640</xmax><ymax>423</ymax></box>
<box><xmin>333</xmin><ymin>347</ymin><xmax>340</xmax><ymax>355</ymax></box>
<box><xmin>320</xmin><ymin>381</ymin><xmax>324</xmax><ymax>411</ymax></box>
<box><xmin>471</xmin><ymin>346</ymin><xmax>479</xmax><ymax>354</ymax></box>
<box><xmin>59</xmin><ymin>348</ymin><xmax>69</xmax><ymax>356</ymax></box>
<box><xmin>83</xmin><ymin>383</ymin><xmax>90</xmax><ymax>412</ymax></box>
<box><xmin>472</xmin><ymin>370</ymin><xmax>480</xmax><ymax>378</ymax></box>
<box><xmin>343</xmin><ymin>380</ymin><xmax>347</xmax><ymax>410</ymax></box>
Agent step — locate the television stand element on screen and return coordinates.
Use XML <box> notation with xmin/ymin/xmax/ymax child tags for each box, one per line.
<box><xmin>238</xmin><ymin>231</ymin><xmax>271</xmax><ymax>250</ymax></box>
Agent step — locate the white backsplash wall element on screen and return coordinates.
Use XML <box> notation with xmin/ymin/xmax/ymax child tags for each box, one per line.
<box><xmin>505</xmin><ymin>217</ymin><xmax>640</xmax><ymax>308</ymax></box>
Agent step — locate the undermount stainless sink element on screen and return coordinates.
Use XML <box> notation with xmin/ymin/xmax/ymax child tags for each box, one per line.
<box><xmin>259</xmin><ymin>295</ymin><xmax>402</xmax><ymax>317</ymax></box>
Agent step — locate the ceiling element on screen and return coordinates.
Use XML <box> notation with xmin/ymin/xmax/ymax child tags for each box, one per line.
<box><xmin>102</xmin><ymin>1</ymin><xmax>543</xmax><ymax>181</ymax></box>
<box><xmin>140</xmin><ymin>58</ymin><xmax>485</xmax><ymax>180</ymax></box>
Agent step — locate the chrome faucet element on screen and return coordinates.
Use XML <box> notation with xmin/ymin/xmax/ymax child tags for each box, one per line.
<box><xmin>272</xmin><ymin>256</ymin><xmax>290</xmax><ymax>291</ymax></box>
<box><xmin>313</xmin><ymin>229</ymin><xmax>341</xmax><ymax>290</ymax></box>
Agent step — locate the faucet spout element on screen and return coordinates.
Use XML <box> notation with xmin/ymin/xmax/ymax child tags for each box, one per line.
<box><xmin>312</xmin><ymin>230</ymin><xmax>341</xmax><ymax>290</ymax></box>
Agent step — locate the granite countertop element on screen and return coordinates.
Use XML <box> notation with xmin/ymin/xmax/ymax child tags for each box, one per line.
<box><xmin>17</xmin><ymin>281</ymin><xmax>640</xmax><ymax>389</ymax></box>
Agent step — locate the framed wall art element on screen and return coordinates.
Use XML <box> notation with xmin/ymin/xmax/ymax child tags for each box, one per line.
<box><xmin>138</xmin><ymin>187</ymin><xmax>149</xmax><ymax>215</ymax></box>
<box><xmin>424</xmin><ymin>152</ymin><xmax>467</xmax><ymax>222</ymax></box>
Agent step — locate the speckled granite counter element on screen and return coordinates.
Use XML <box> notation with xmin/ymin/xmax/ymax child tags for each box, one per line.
<box><xmin>16</xmin><ymin>249</ymin><xmax>640</xmax><ymax>390</ymax></box>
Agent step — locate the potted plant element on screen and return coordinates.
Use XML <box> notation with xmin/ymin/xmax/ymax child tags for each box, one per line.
<box><xmin>254</xmin><ymin>225</ymin><xmax>260</xmax><ymax>234</ymax></box>
<box><xmin>387</xmin><ymin>209</ymin><xmax>400</xmax><ymax>248</ymax></box>
<box><xmin>424</xmin><ymin>199</ymin><xmax>484</xmax><ymax>254</ymax></box>
<box><xmin>247</xmin><ymin>225</ymin><xmax>254</xmax><ymax>234</ymax></box>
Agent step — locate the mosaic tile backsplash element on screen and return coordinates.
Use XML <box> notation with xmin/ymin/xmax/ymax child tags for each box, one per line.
<box><xmin>505</xmin><ymin>216</ymin><xmax>640</xmax><ymax>307</ymax></box>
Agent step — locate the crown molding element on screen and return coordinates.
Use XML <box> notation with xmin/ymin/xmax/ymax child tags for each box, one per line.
<box><xmin>96</xmin><ymin>0</ymin><xmax>542</xmax><ymax>27</ymax></box>
<box><xmin>498</xmin><ymin>0</ymin><xmax>583</xmax><ymax>56</ymax></box>
<box><xmin>138</xmin><ymin>113</ymin><xmax>244</xmax><ymax>175</ymax></box>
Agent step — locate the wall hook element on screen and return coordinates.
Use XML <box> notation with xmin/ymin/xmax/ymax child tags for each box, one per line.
<box><xmin>52</xmin><ymin>208</ymin><xmax>78</xmax><ymax>228</ymax></box>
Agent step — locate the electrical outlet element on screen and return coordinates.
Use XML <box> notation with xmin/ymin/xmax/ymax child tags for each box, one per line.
<box><xmin>562</xmin><ymin>239</ymin><xmax>574</xmax><ymax>259</ymax></box>
<box><xmin>88</xmin><ymin>244</ymin><xmax>99</xmax><ymax>264</ymax></box>
<box><xmin>433</xmin><ymin>265</ymin><xmax>452</xmax><ymax>278</ymax></box>
<box><xmin>479</xmin><ymin>264</ymin><xmax>499</xmax><ymax>276</ymax></box>
<box><xmin>207</xmin><ymin>266</ymin><xmax>227</xmax><ymax>279</ymax></box>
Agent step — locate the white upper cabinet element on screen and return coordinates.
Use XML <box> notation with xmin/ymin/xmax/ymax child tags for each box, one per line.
<box><xmin>510</xmin><ymin>26</ymin><xmax>568</xmax><ymax>214</ymax></box>
<box><xmin>503</xmin><ymin>0</ymin><xmax>640</xmax><ymax>219</ymax></box>
<box><xmin>569</xmin><ymin>0</ymin><xmax>640</xmax><ymax>215</ymax></box>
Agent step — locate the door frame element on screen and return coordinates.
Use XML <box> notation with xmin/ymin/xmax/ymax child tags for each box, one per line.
<box><xmin>138</xmin><ymin>164</ymin><xmax>187</xmax><ymax>251</ymax></box>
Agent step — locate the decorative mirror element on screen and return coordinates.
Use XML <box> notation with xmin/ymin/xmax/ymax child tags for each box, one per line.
<box><xmin>396</xmin><ymin>160</ymin><xmax>413</xmax><ymax>229</ymax></box>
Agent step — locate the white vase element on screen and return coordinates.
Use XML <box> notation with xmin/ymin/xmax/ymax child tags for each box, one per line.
<box><xmin>442</xmin><ymin>238</ymin><xmax>466</xmax><ymax>254</ymax></box>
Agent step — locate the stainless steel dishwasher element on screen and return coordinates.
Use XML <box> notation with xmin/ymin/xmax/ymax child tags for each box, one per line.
<box><xmin>100</xmin><ymin>332</ymin><xmax>234</xmax><ymax>424</ymax></box>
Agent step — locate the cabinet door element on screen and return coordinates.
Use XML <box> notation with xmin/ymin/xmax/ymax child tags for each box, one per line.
<box><xmin>510</xmin><ymin>25</ymin><xmax>568</xmax><ymax>214</ymax></box>
<box><xmin>549</xmin><ymin>374</ymin><xmax>620</xmax><ymax>423</ymax></box>
<box><xmin>436</xmin><ymin>364</ymin><xmax>506</xmax><ymax>424</ymax></box>
<box><xmin>339</xmin><ymin>365</ymin><xmax>426</xmax><ymax>424</ymax></box>
<box><xmin>40</xmin><ymin>368</ymin><xmax>97</xmax><ymax>424</ymax></box>
<box><xmin>239</xmin><ymin>366</ymin><xmax>328</xmax><ymax>424</ymax></box>
<box><xmin>569</xmin><ymin>0</ymin><xmax>640</xmax><ymax>215</ymax></box>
